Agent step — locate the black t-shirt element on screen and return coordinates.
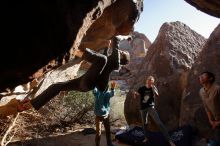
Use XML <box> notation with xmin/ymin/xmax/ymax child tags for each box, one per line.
<box><xmin>138</xmin><ymin>86</ymin><xmax>154</xmax><ymax>110</ymax></box>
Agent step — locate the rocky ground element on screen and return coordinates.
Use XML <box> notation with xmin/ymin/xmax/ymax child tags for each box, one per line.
<box><xmin>8</xmin><ymin>128</ymin><xmax>129</xmax><ymax>146</ymax></box>
<box><xmin>0</xmin><ymin>89</ymin><xmax>128</xmax><ymax>146</ymax></box>
<box><xmin>1</xmin><ymin>110</ymin><xmax>128</xmax><ymax>146</ymax></box>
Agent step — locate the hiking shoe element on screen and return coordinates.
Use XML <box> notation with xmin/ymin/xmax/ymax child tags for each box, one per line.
<box><xmin>17</xmin><ymin>98</ymin><xmax>33</xmax><ymax>112</ymax></box>
<box><xmin>82</xmin><ymin>128</ymin><xmax>96</xmax><ymax>135</ymax></box>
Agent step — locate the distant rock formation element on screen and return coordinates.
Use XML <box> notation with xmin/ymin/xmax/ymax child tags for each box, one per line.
<box><xmin>180</xmin><ymin>24</ymin><xmax>220</xmax><ymax>139</ymax></box>
<box><xmin>124</xmin><ymin>21</ymin><xmax>206</xmax><ymax>130</ymax></box>
<box><xmin>110</xmin><ymin>31</ymin><xmax>151</xmax><ymax>91</ymax></box>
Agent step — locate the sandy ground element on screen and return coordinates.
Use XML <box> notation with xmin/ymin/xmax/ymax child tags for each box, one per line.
<box><xmin>8</xmin><ymin>130</ymin><xmax>129</xmax><ymax>146</ymax></box>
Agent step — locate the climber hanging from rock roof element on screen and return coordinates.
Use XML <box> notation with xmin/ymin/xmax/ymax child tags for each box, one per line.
<box><xmin>0</xmin><ymin>36</ymin><xmax>130</xmax><ymax>117</ymax></box>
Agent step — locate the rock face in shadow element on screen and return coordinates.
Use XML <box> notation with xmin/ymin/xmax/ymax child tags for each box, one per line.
<box><xmin>1</xmin><ymin>0</ymin><xmax>219</xmax><ymax>94</ymax></box>
<box><xmin>124</xmin><ymin>21</ymin><xmax>206</xmax><ymax>130</ymax></box>
<box><xmin>184</xmin><ymin>0</ymin><xmax>220</xmax><ymax>18</ymax></box>
<box><xmin>0</xmin><ymin>0</ymin><xmax>143</xmax><ymax>92</ymax></box>
<box><xmin>180</xmin><ymin>24</ymin><xmax>220</xmax><ymax>139</ymax></box>
<box><xmin>1</xmin><ymin>0</ymin><xmax>97</xmax><ymax>92</ymax></box>
<box><xmin>0</xmin><ymin>58</ymin><xmax>82</xmax><ymax>105</ymax></box>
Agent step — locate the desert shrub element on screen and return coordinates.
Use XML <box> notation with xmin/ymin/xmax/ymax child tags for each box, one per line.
<box><xmin>63</xmin><ymin>90</ymin><xmax>94</xmax><ymax>124</ymax></box>
<box><xmin>39</xmin><ymin>90</ymin><xmax>95</xmax><ymax>126</ymax></box>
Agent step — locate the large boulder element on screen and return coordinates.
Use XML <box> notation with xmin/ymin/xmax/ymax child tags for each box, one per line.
<box><xmin>124</xmin><ymin>21</ymin><xmax>206</xmax><ymax>130</ymax></box>
<box><xmin>180</xmin><ymin>24</ymin><xmax>220</xmax><ymax>139</ymax></box>
<box><xmin>184</xmin><ymin>0</ymin><xmax>220</xmax><ymax>18</ymax></box>
<box><xmin>0</xmin><ymin>0</ymin><xmax>143</xmax><ymax>92</ymax></box>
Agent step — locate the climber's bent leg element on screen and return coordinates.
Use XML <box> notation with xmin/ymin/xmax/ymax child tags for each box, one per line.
<box><xmin>30</xmin><ymin>49</ymin><xmax>107</xmax><ymax>110</ymax></box>
<box><xmin>30</xmin><ymin>82</ymin><xmax>66</xmax><ymax>110</ymax></box>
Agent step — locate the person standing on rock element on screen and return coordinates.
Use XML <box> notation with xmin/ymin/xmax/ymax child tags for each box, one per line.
<box><xmin>199</xmin><ymin>71</ymin><xmax>220</xmax><ymax>146</ymax></box>
<box><xmin>93</xmin><ymin>81</ymin><xmax>116</xmax><ymax>146</ymax></box>
<box><xmin>0</xmin><ymin>36</ymin><xmax>130</xmax><ymax>118</ymax></box>
<box><xmin>133</xmin><ymin>76</ymin><xmax>176</xmax><ymax>146</ymax></box>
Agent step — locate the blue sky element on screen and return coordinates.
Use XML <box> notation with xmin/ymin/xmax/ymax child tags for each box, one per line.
<box><xmin>134</xmin><ymin>0</ymin><xmax>220</xmax><ymax>42</ymax></box>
